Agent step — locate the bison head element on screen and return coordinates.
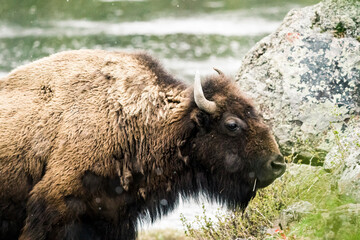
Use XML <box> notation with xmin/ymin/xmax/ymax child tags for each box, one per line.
<box><xmin>184</xmin><ymin>70</ymin><xmax>286</xmax><ymax>209</ymax></box>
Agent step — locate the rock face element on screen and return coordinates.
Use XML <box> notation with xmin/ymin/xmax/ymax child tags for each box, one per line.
<box><xmin>236</xmin><ymin>0</ymin><xmax>360</xmax><ymax>164</ymax></box>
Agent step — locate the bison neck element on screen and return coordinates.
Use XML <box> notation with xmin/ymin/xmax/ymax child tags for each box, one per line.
<box><xmin>109</xmin><ymin>84</ymin><xmax>199</xmax><ymax>221</ymax></box>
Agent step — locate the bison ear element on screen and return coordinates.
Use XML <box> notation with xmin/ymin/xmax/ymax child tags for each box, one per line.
<box><xmin>190</xmin><ymin>109</ymin><xmax>210</xmax><ymax>129</ymax></box>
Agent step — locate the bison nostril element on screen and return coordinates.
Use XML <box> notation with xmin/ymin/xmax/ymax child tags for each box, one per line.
<box><xmin>270</xmin><ymin>155</ymin><xmax>286</xmax><ymax>176</ymax></box>
<box><xmin>276</xmin><ymin>154</ymin><xmax>285</xmax><ymax>163</ymax></box>
<box><xmin>271</xmin><ymin>161</ymin><xmax>285</xmax><ymax>171</ymax></box>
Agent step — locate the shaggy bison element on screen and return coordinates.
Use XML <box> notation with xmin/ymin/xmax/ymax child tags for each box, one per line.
<box><xmin>0</xmin><ymin>50</ymin><xmax>285</xmax><ymax>240</ymax></box>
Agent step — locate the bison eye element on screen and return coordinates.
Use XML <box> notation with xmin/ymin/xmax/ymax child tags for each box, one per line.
<box><xmin>222</xmin><ymin>116</ymin><xmax>247</xmax><ymax>136</ymax></box>
<box><xmin>225</xmin><ymin>121</ymin><xmax>239</xmax><ymax>131</ymax></box>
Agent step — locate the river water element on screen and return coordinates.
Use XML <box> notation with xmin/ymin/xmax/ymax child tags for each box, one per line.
<box><xmin>0</xmin><ymin>0</ymin><xmax>318</xmax><ymax>232</ymax></box>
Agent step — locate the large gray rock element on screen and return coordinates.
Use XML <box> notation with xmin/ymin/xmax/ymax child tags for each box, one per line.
<box><xmin>236</xmin><ymin>0</ymin><xmax>360</xmax><ymax>163</ymax></box>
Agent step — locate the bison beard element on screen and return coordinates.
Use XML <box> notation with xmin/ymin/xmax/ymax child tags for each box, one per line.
<box><xmin>0</xmin><ymin>50</ymin><xmax>285</xmax><ymax>240</ymax></box>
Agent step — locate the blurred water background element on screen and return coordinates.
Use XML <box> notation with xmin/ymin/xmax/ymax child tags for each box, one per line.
<box><xmin>0</xmin><ymin>0</ymin><xmax>318</xmax><ymax>232</ymax></box>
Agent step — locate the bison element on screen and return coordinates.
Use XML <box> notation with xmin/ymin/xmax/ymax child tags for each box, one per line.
<box><xmin>0</xmin><ymin>49</ymin><xmax>285</xmax><ymax>240</ymax></box>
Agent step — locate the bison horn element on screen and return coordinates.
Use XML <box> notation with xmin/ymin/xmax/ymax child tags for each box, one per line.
<box><xmin>194</xmin><ymin>71</ymin><xmax>217</xmax><ymax>114</ymax></box>
<box><xmin>213</xmin><ymin>68</ymin><xmax>224</xmax><ymax>76</ymax></box>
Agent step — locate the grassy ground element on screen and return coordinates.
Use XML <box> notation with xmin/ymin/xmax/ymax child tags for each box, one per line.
<box><xmin>138</xmin><ymin>229</ymin><xmax>189</xmax><ymax>240</ymax></box>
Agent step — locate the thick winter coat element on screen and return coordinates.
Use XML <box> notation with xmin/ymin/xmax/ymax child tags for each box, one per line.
<box><xmin>0</xmin><ymin>50</ymin><xmax>285</xmax><ymax>240</ymax></box>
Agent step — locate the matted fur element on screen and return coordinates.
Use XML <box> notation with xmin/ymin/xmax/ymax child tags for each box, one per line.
<box><xmin>0</xmin><ymin>50</ymin><xmax>284</xmax><ymax>240</ymax></box>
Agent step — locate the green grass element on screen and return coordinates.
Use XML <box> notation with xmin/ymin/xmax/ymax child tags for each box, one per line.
<box><xmin>286</xmin><ymin>194</ymin><xmax>359</xmax><ymax>239</ymax></box>
<box><xmin>334</xmin><ymin>22</ymin><xmax>346</xmax><ymax>37</ymax></box>
<box><xmin>138</xmin><ymin>229</ymin><xmax>189</xmax><ymax>240</ymax></box>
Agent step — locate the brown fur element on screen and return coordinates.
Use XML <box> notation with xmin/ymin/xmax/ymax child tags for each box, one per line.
<box><xmin>0</xmin><ymin>50</ymin><xmax>284</xmax><ymax>240</ymax></box>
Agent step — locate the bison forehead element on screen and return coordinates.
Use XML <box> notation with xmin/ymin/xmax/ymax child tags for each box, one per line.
<box><xmin>201</xmin><ymin>76</ymin><xmax>256</xmax><ymax>117</ymax></box>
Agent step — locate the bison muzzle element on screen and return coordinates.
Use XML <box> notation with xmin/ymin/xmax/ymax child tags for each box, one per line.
<box><xmin>0</xmin><ymin>50</ymin><xmax>285</xmax><ymax>240</ymax></box>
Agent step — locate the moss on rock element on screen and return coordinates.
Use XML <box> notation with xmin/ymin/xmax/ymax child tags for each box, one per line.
<box><xmin>312</xmin><ymin>0</ymin><xmax>360</xmax><ymax>38</ymax></box>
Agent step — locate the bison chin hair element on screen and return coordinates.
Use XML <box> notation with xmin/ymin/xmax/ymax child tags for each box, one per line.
<box><xmin>182</xmin><ymin>170</ymin><xmax>257</xmax><ymax>211</ymax></box>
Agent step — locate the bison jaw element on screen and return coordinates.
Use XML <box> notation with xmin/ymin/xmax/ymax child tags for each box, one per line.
<box><xmin>224</xmin><ymin>152</ymin><xmax>242</xmax><ymax>173</ymax></box>
<box><xmin>223</xmin><ymin>152</ymin><xmax>286</xmax><ymax>191</ymax></box>
<box><xmin>223</xmin><ymin>152</ymin><xmax>285</xmax><ymax>187</ymax></box>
